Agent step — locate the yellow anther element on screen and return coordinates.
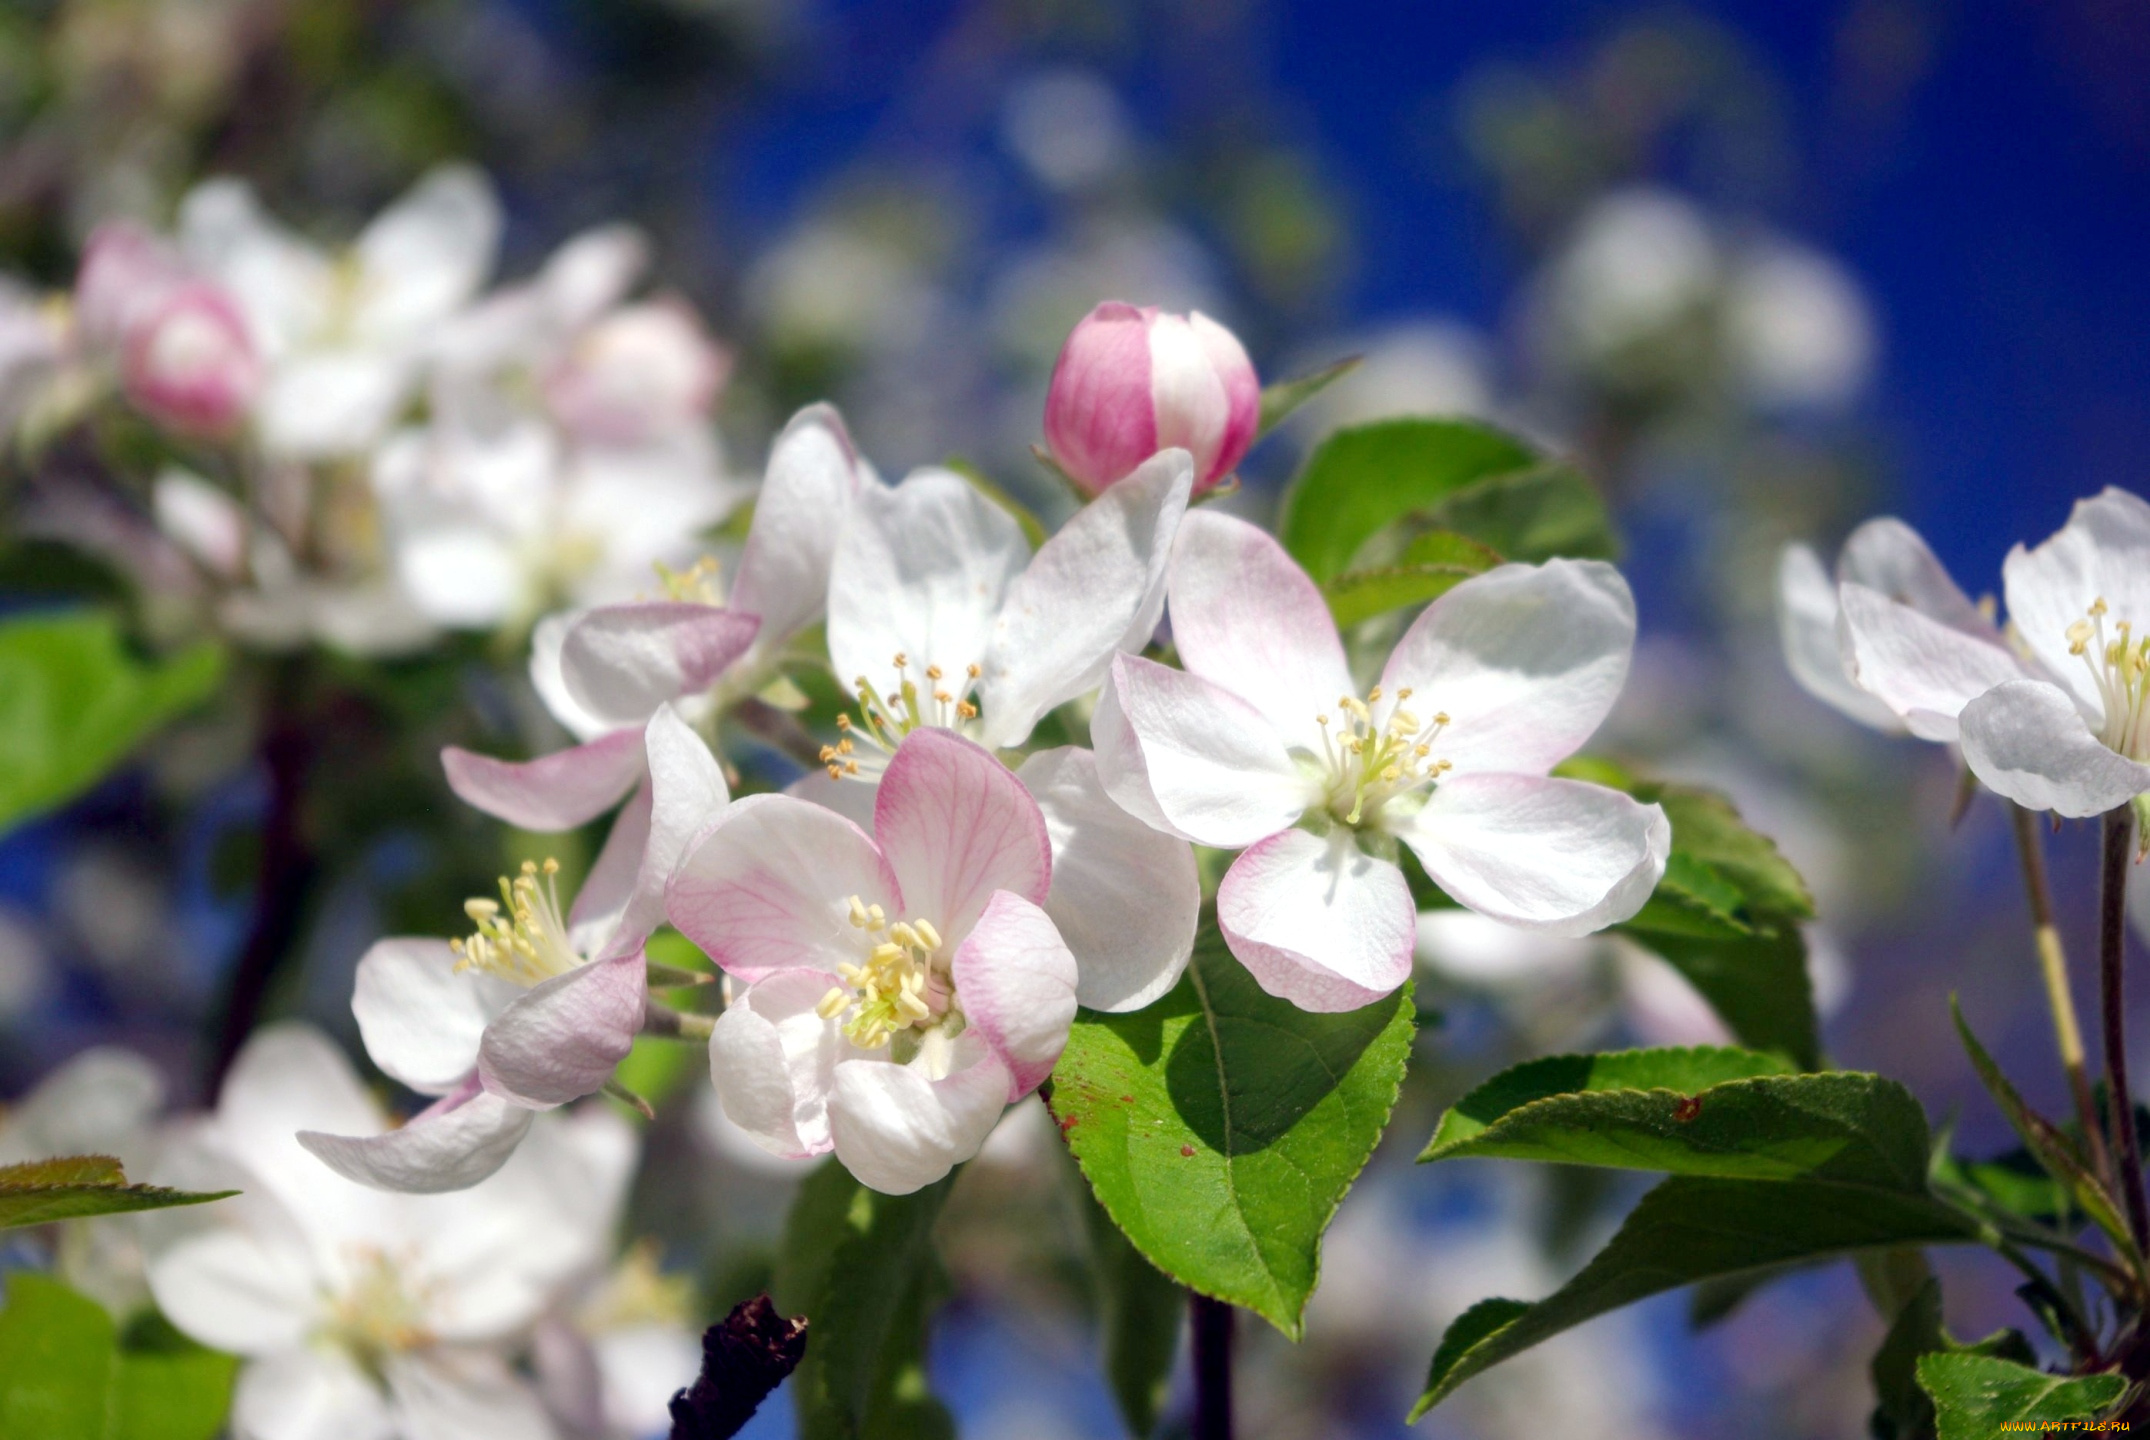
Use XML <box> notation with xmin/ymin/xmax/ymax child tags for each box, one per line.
<box><xmin>926</xmin><ymin>665</ymin><xmax>943</xmax><ymax>681</ymax></box>
<box><xmin>816</xmin><ymin>987</ymin><xmax>850</xmax><ymax>1020</ymax></box>
<box><xmin>966</xmin><ymin>664</ymin><xmax>981</xmax><ymax>678</ymax></box>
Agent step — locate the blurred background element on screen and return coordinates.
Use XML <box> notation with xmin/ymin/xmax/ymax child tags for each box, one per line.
<box><xmin>2</xmin><ymin>0</ymin><xmax>2146</xmax><ymax>1435</ymax></box>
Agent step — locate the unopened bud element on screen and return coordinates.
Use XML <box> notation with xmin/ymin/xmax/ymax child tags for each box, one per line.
<box><xmin>1043</xmin><ymin>301</ymin><xmax>1258</xmax><ymax>497</ymax></box>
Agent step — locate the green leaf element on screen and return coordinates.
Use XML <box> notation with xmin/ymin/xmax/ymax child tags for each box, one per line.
<box><xmin>774</xmin><ymin>1160</ymin><xmax>956</xmax><ymax>1440</ymax></box>
<box><xmin>1278</xmin><ymin>419</ymin><xmax>1542</xmax><ymax>583</ymax></box>
<box><xmin>1071</xmin><ymin>1165</ymin><xmax>1182</xmax><ymax>1438</ymax></box>
<box><xmin>0</xmin><ymin>1157</ymin><xmax>235</xmax><ymax>1230</ymax></box>
<box><xmin>0</xmin><ymin>1274</ymin><xmax>237</xmax><ymax>1440</ymax></box>
<box><xmin>1411</xmin><ymin>1174</ymin><xmax>1979</xmax><ymax>1418</ymax></box>
<box><xmin>1566</xmin><ymin>761</ymin><xmax>1815</xmax><ymax>932</ymax></box>
<box><xmin>1415</xmin><ymin>462</ymin><xmax>1618</xmax><ymax>565</ymax></box>
<box><xmin>1320</xmin><ymin>531</ymin><xmax>1503</xmax><ymax>630</ymax></box>
<box><xmin>1254</xmin><ymin>355</ymin><xmax>1362</xmax><ymax>439</ymax></box>
<box><xmin>1621</xmin><ymin>928</ymin><xmax>1821</xmax><ymax>1071</ymax></box>
<box><xmin>1916</xmin><ymin>1353</ymin><xmax>2128</xmax><ymax>1439</ymax></box>
<box><xmin>0</xmin><ymin>611</ymin><xmax>223</xmax><ymax>836</ymax></box>
<box><xmin>1049</xmin><ymin>924</ymin><xmax>1415</xmax><ymax>1338</ymax></box>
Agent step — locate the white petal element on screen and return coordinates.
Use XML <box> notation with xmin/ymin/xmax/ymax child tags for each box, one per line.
<box><xmin>2004</xmin><ymin>488</ymin><xmax>2150</xmax><ymax>717</ymax></box>
<box><xmin>350</xmin><ymin>938</ymin><xmax>513</xmax><ymax>1095</ymax></box>
<box><xmin>1838</xmin><ymin>517</ymin><xmax>1993</xmax><ymax>634</ymax></box>
<box><xmin>354</xmin><ymin>165</ymin><xmax>501</xmax><ymax>342</ymax></box>
<box><xmin>232</xmin><ymin>1350</ymin><xmax>393</xmax><ymax>1440</ymax></box>
<box><xmin>708</xmin><ymin>969</ymin><xmax>847</xmax><ymax>1159</ymax></box>
<box><xmin>1774</xmin><ymin>545</ymin><xmax>1903</xmax><ymax>732</ymax></box>
<box><xmin>596</xmin><ymin>703</ymin><xmax>731</xmax><ymax>959</ymax></box>
<box><xmin>828</xmin><ymin>468</ymin><xmax>1028</xmax><ymax>700</ymax></box>
<box><xmin>1381</xmin><ymin>559</ymin><xmax>1636</xmax><ymax>776</ymax></box>
<box><xmin>1959</xmin><ymin>677</ymin><xmax>2150</xmax><ymax>818</ymax></box>
<box><xmin>477</xmin><ymin>953</ymin><xmax>647</xmax><ymax>1108</ymax></box>
<box><xmin>1397</xmin><ymin>773</ymin><xmax>1671</xmax><ymax>936</ymax></box>
<box><xmin>731</xmin><ymin>403</ymin><xmax>871</xmax><ymax>656</ymax></box>
<box><xmin>976</xmin><ymin>449</ymin><xmax>1193</xmax><ymax>748</ymax></box>
<box><xmin>258</xmin><ymin>353</ymin><xmax>410</xmax><ymax>460</ymax></box>
<box><xmin>1017</xmin><ymin>747</ymin><xmax>1197</xmax><ymax>1012</ymax></box>
<box><xmin>394</xmin><ymin>521</ymin><xmax>524</xmax><ymax>631</ymax></box>
<box><xmin>1091</xmin><ymin>654</ymin><xmax>1310</xmax><ymax>848</ymax></box>
<box><xmin>528</xmin><ymin>610</ymin><xmax>616</xmax><ymax>742</ymax></box>
<box><xmin>145</xmin><ymin>1226</ymin><xmax>316</xmax><ymax>1356</ymax></box>
<box><xmin>1216</xmin><ymin>829</ymin><xmax>1415</xmax><ymax>1012</ymax></box>
<box><xmin>1167</xmin><ymin>508</ymin><xmax>1352</xmax><ymax>752</ymax></box>
<box><xmin>826</xmin><ymin>1039</ymin><xmax>1010</xmax><ymax>1195</ymax></box>
<box><xmin>298</xmin><ymin>1083</ymin><xmax>534</xmax><ymax>1194</ymax></box>
<box><xmin>560</xmin><ymin>603</ymin><xmax>761</xmax><ymax>729</ymax></box>
<box><xmin>213</xmin><ymin>1024</ymin><xmax>394</xmax><ymax>1245</ymax></box>
<box><xmin>1414</xmin><ymin>909</ymin><xmax>1598</xmax><ymax>988</ymax></box>
<box><xmin>0</xmin><ymin>1046</ymin><xmax>163</xmax><ymax>1167</ymax></box>
<box><xmin>596</xmin><ymin>1324</ymin><xmax>704</xmax><ymax>1437</ymax></box>
<box><xmin>1838</xmin><ymin>582</ymin><xmax>2027</xmax><ymax>741</ymax></box>
<box><xmin>385</xmin><ymin>1350</ymin><xmax>558</xmax><ymax>1440</ymax></box>
<box><xmin>784</xmin><ymin>768</ymin><xmax>881</xmax><ymax>830</ymax></box>
<box><xmin>566</xmin><ymin>780</ymin><xmax>652</xmax><ymax>958</ymax></box>
<box><xmin>949</xmin><ymin>891</ymin><xmax>1078</xmax><ymax>1098</ymax></box>
<box><xmin>874</xmin><ymin>729</ymin><xmax>1052</xmax><ymax>942</ymax></box>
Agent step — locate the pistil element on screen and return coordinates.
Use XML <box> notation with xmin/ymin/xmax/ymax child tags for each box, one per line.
<box><xmin>814</xmin><ymin>894</ymin><xmax>953</xmax><ymax>1048</ymax></box>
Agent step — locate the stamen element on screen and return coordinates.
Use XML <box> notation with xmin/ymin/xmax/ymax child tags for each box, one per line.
<box><xmin>814</xmin><ymin>895</ymin><xmax>955</xmax><ymax>1048</ymax></box>
<box><xmin>452</xmin><ymin>858</ymin><xmax>583</xmax><ymax>985</ymax></box>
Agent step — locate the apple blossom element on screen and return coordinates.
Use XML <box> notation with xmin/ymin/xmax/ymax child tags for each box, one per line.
<box><xmin>812</xmin><ymin>448</ymin><xmax>1200</xmax><ymax>1011</ymax></box>
<box><xmin>73</xmin><ymin>222</ymin><xmax>261</xmax><ymax>436</ymax></box>
<box><xmin>532</xmin><ymin>1243</ymin><xmax>703</xmax><ymax>1440</ymax></box>
<box><xmin>1094</xmin><ymin>509</ymin><xmax>1669</xmax><ymax>1012</ymax></box>
<box><xmin>142</xmin><ymin>1023</ymin><xmax>634</xmax><ymax>1440</ymax></box>
<box><xmin>302</xmin><ymin>705</ymin><xmax>725</xmax><ymax>1193</ymax></box>
<box><xmin>669</xmin><ymin>727</ymin><xmax>1078</xmax><ymax>1195</ymax></box>
<box><xmin>1043</xmin><ymin>301</ymin><xmax>1258</xmax><ymax>496</ymax></box>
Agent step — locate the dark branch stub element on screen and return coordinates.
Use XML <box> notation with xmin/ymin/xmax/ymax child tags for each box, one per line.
<box><xmin>668</xmin><ymin>1293</ymin><xmax>809</xmax><ymax>1440</ymax></box>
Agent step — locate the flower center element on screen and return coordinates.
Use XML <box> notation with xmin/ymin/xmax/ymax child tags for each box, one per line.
<box><xmin>654</xmin><ymin>554</ymin><xmax>724</xmax><ymax>606</ymax></box>
<box><xmin>2067</xmin><ymin>598</ymin><xmax>2150</xmax><ymax>758</ymax></box>
<box><xmin>450</xmin><ymin>858</ymin><xmax>583</xmax><ymax>985</ymax></box>
<box><xmin>324</xmin><ymin>1246</ymin><xmax>433</xmax><ymax>1377</ymax></box>
<box><xmin>822</xmin><ymin>651</ymin><xmax>982</xmax><ymax>780</ymax></box>
<box><xmin>1314</xmin><ymin>686</ymin><xmax>1452</xmax><ymax>828</ymax></box>
<box><xmin>814</xmin><ymin>894</ymin><xmax>956</xmax><ymax>1049</ymax></box>
<box><xmin>578</xmin><ymin>1240</ymin><xmax>695</xmax><ymax>1333</ymax></box>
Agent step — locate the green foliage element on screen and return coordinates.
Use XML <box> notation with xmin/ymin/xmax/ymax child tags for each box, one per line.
<box><xmin>0</xmin><ymin>1274</ymin><xmax>236</xmax><ymax>1440</ymax></box>
<box><xmin>0</xmin><ymin>1157</ymin><xmax>235</xmax><ymax>1230</ymax></box>
<box><xmin>0</xmin><ymin>610</ymin><xmax>223</xmax><ymax>836</ymax></box>
<box><xmin>1915</xmin><ymin>1353</ymin><xmax>2128</xmax><ymax>1439</ymax></box>
<box><xmin>1253</xmin><ymin>355</ymin><xmax>1361</xmax><ymax>440</ymax></box>
<box><xmin>1629</xmin><ymin>929</ymin><xmax>1820</xmax><ymax>1071</ymax></box>
<box><xmin>1320</xmin><ymin>531</ymin><xmax>1502</xmax><ymax>629</ymax></box>
<box><xmin>1070</xmin><ymin>1165</ymin><xmax>1182</xmax><ymax>1438</ymax></box>
<box><xmin>775</xmin><ymin>1161</ymin><xmax>956</xmax><ymax>1440</ymax></box>
<box><xmin>1048</xmin><ymin>923</ymin><xmax>1415</xmax><ymax>1338</ymax></box>
<box><xmin>1277</xmin><ymin>418</ymin><xmax>1615</xmax><ymax>585</ymax></box>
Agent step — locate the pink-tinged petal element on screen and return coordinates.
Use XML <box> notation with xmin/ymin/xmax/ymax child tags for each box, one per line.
<box><xmin>732</xmin><ymin>403</ymin><xmax>872</xmax><ymax>654</ymax></box>
<box><xmin>707</xmin><ymin>969</ymin><xmax>848</xmax><ymax>1160</ymax></box>
<box><xmin>1092</xmin><ymin>653</ymin><xmax>1311</xmax><ymax>848</ymax></box>
<box><xmin>1838</xmin><ymin>517</ymin><xmax>1993</xmax><ymax>636</ymax></box>
<box><xmin>595</xmin><ymin>704</ymin><xmax>731</xmax><ymax>961</ymax></box>
<box><xmin>477</xmin><ymin>952</ymin><xmax>645</xmax><ymax>1107</ymax></box>
<box><xmin>1017</xmin><ymin>747</ymin><xmax>1197</xmax><ymax>1012</ymax></box>
<box><xmin>1044</xmin><ymin>302</ymin><xmax>1157</xmax><ymax>495</ymax></box>
<box><xmin>826</xmin><ymin>1037</ymin><xmax>1010</xmax><ymax>1195</ymax></box>
<box><xmin>350</xmin><ymin>938</ymin><xmax>516</xmax><ymax>1096</ymax></box>
<box><xmin>1397</xmin><ymin>773</ymin><xmax>1672</xmax><ymax>936</ymax></box>
<box><xmin>668</xmin><ymin>794</ymin><xmax>897</xmax><ymax>981</ymax></box>
<box><xmin>1217</xmin><ymin>829</ymin><xmax>1415</xmax><ymax>1012</ymax></box>
<box><xmin>1146</xmin><ymin>313</ymin><xmax>1233</xmax><ymax>487</ymax></box>
<box><xmin>1168</xmin><ymin>509</ymin><xmax>1352</xmax><ymax>751</ymax></box>
<box><xmin>951</xmin><ymin>891</ymin><xmax>1077</xmax><ymax>1099</ymax></box>
<box><xmin>785</xmin><ymin>769</ymin><xmax>881</xmax><ymax>830</ymax></box>
<box><xmin>441</xmin><ymin>729</ymin><xmax>645</xmax><ymax>831</ymax></box>
<box><xmin>1775</xmin><ymin>545</ymin><xmax>1904</xmax><ymax>732</ymax></box>
<box><xmin>2004</xmin><ymin>488</ymin><xmax>2150</xmax><ymax>717</ymax></box>
<box><xmin>567</xmin><ymin>779</ymin><xmax>652</xmax><ymax>957</ymax></box>
<box><xmin>298</xmin><ymin>1080</ymin><xmax>534</xmax><ymax>1194</ymax></box>
<box><xmin>1838</xmin><ymin>582</ymin><xmax>2027</xmax><ymax>742</ymax></box>
<box><xmin>1188</xmin><ymin>312</ymin><xmax>1260</xmax><ymax>489</ymax></box>
<box><xmin>827</xmin><ymin>468</ymin><xmax>1029</xmax><ymax>703</ymax></box>
<box><xmin>977</xmin><ymin>448</ymin><xmax>1193</xmax><ymax>749</ymax></box>
<box><xmin>875</xmin><ymin>728</ymin><xmax>1052</xmax><ymax>939</ymax></box>
<box><xmin>1382</xmin><ymin>559</ymin><xmax>1636</xmax><ymax>777</ymax></box>
<box><xmin>1960</xmin><ymin>677</ymin><xmax>2150</xmax><ymax>818</ymax></box>
<box><xmin>529</xmin><ymin>610</ymin><xmax>614</xmax><ymax>742</ymax></box>
<box><xmin>560</xmin><ymin>603</ymin><xmax>761</xmax><ymax>728</ymax></box>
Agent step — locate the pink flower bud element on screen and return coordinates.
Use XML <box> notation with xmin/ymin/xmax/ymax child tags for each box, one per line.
<box><xmin>75</xmin><ymin>222</ymin><xmax>185</xmax><ymax>349</ymax></box>
<box><xmin>121</xmin><ymin>282</ymin><xmax>261</xmax><ymax>437</ymax></box>
<box><xmin>1043</xmin><ymin>301</ymin><xmax>1259</xmax><ymax>496</ymax></box>
<box><xmin>543</xmin><ymin>298</ymin><xmax>731</xmax><ymax>446</ymax></box>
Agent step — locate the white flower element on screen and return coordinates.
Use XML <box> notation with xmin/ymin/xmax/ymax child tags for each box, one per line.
<box><xmin>670</xmin><ymin>728</ymin><xmax>1078</xmax><ymax>1195</ymax></box>
<box><xmin>143</xmin><ymin>1023</ymin><xmax>635</xmax><ymax>1440</ymax></box>
<box><xmin>1095</xmin><ymin>510</ymin><xmax>1669</xmax><ymax>1011</ymax></box>
<box><xmin>531</xmin><ymin>1244</ymin><xmax>702</xmax><ymax>1440</ymax></box>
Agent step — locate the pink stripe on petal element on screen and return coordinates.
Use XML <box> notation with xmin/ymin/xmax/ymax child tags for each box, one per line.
<box><xmin>875</xmin><ymin>729</ymin><xmax>1052</xmax><ymax>941</ymax></box>
<box><xmin>442</xmin><ymin>729</ymin><xmax>645</xmax><ymax>831</ymax></box>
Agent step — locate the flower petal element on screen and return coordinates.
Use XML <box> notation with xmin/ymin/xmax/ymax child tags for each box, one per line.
<box><xmin>668</xmin><ymin>794</ymin><xmax>897</xmax><ymax>981</ymax></box>
<box><xmin>708</xmin><ymin>968</ymin><xmax>848</xmax><ymax>1160</ymax></box>
<box><xmin>566</xmin><ymin>778</ymin><xmax>652</xmax><ymax>958</ymax></box>
<box><xmin>1397</xmin><ymin>772</ymin><xmax>1671</xmax><ymax>936</ymax></box>
<box><xmin>1091</xmin><ymin>653</ymin><xmax>1310</xmax><ymax>848</ymax></box>
<box><xmin>213</xmin><ymin>1024</ymin><xmax>394</xmax><ymax>1246</ymax></box>
<box><xmin>1959</xmin><ymin>677</ymin><xmax>2150</xmax><ymax>818</ymax></box>
<box><xmin>1167</xmin><ymin>508</ymin><xmax>1352</xmax><ymax>752</ymax></box>
<box><xmin>2003</xmin><ymin>488</ymin><xmax>2150</xmax><ymax>717</ymax></box>
<box><xmin>297</xmin><ymin>1080</ymin><xmax>534</xmax><ymax>1194</ymax></box>
<box><xmin>232</xmin><ymin>1349</ymin><xmax>393</xmax><ymax>1440</ymax></box>
<box><xmin>1838</xmin><ymin>516</ymin><xmax>1994</xmax><ymax>634</ymax></box>
<box><xmin>827</xmin><ymin>468</ymin><xmax>1029</xmax><ymax>701</ymax></box>
<box><xmin>595</xmin><ymin>704</ymin><xmax>730</xmax><ymax>960</ymax></box>
<box><xmin>826</xmin><ymin>1038</ymin><xmax>1010</xmax><ymax>1195</ymax></box>
<box><xmin>529</xmin><ymin>609</ymin><xmax>616</xmax><ymax>742</ymax></box>
<box><xmin>875</xmin><ymin>728</ymin><xmax>1052</xmax><ymax>940</ymax></box>
<box><xmin>1216</xmin><ymin>829</ymin><xmax>1416</xmax><ymax>1012</ymax></box>
<box><xmin>1381</xmin><ymin>558</ymin><xmax>1636</xmax><ymax>776</ymax></box>
<box><xmin>784</xmin><ymin>768</ymin><xmax>881</xmax><ymax>830</ymax></box>
<box><xmin>476</xmin><ymin>952</ymin><xmax>646</xmax><ymax>1108</ymax></box>
<box><xmin>559</xmin><ymin>603</ymin><xmax>761</xmax><ymax>728</ymax></box>
<box><xmin>441</xmin><ymin>728</ymin><xmax>645</xmax><ymax>831</ymax></box>
<box><xmin>1838</xmin><ymin>582</ymin><xmax>2027</xmax><ymax>742</ymax></box>
<box><xmin>353</xmin><ymin>165</ymin><xmax>500</xmax><ymax>339</ymax></box>
<box><xmin>1016</xmin><ymin>747</ymin><xmax>1197</xmax><ymax>1012</ymax></box>
<box><xmin>350</xmin><ymin>938</ymin><xmax>515</xmax><ymax>1096</ymax></box>
<box><xmin>1774</xmin><ymin>544</ymin><xmax>1904</xmax><ymax>732</ymax></box>
<box><xmin>146</xmin><ymin>1225</ymin><xmax>317</xmax><ymax>1356</ymax></box>
<box><xmin>385</xmin><ymin>1350</ymin><xmax>558</xmax><ymax>1440</ymax></box>
<box><xmin>950</xmin><ymin>891</ymin><xmax>1077</xmax><ymax>1099</ymax></box>
<box><xmin>976</xmin><ymin>448</ymin><xmax>1193</xmax><ymax>748</ymax></box>
<box><xmin>732</xmin><ymin>403</ymin><xmax>872</xmax><ymax>656</ymax></box>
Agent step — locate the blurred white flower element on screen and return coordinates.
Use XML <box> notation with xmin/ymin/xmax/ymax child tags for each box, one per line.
<box><xmin>534</xmin><ymin>1242</ymin><xmax>702</xmax><ymax>1440</ymax></box>
<box><xmin>0</xmin><ymin>905</ymin><xmax>53</xmax><ymax>1024</ymax></box>
<box><xmin>1725</xmin><ymin>241</ymin><xmax>1876</xmax><ymax>411</ymax></box>
<box><xmin>1001</xmin><ymin>70</ymin><xmax>1132</xmax><ymax>192</ymax></box>
<box><xmin>1286</xmin><ymin>320</ymin><xmax>1496</xmax><ymax>431</ymax></box>
<box><xmin>1545</xmin><ymin>187</ymin><xmax>1718</xmax><ymax>365</ymax></box>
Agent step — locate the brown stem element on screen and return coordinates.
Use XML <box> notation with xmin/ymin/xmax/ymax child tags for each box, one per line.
<box><xmin>1191</xmin><ymin>1294</ymin><xmax>1234</xmax><ymax>1440</ymax></box>
<box><xmin>2099</xmin><ymin>806</ymin><xmax>2150</xmax><ymax>1251</ymax></box>
<box><xmin>2011</xmin><ymin>801</ymin><xmax>2110</xmax><ymax>1178</ymax></box>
